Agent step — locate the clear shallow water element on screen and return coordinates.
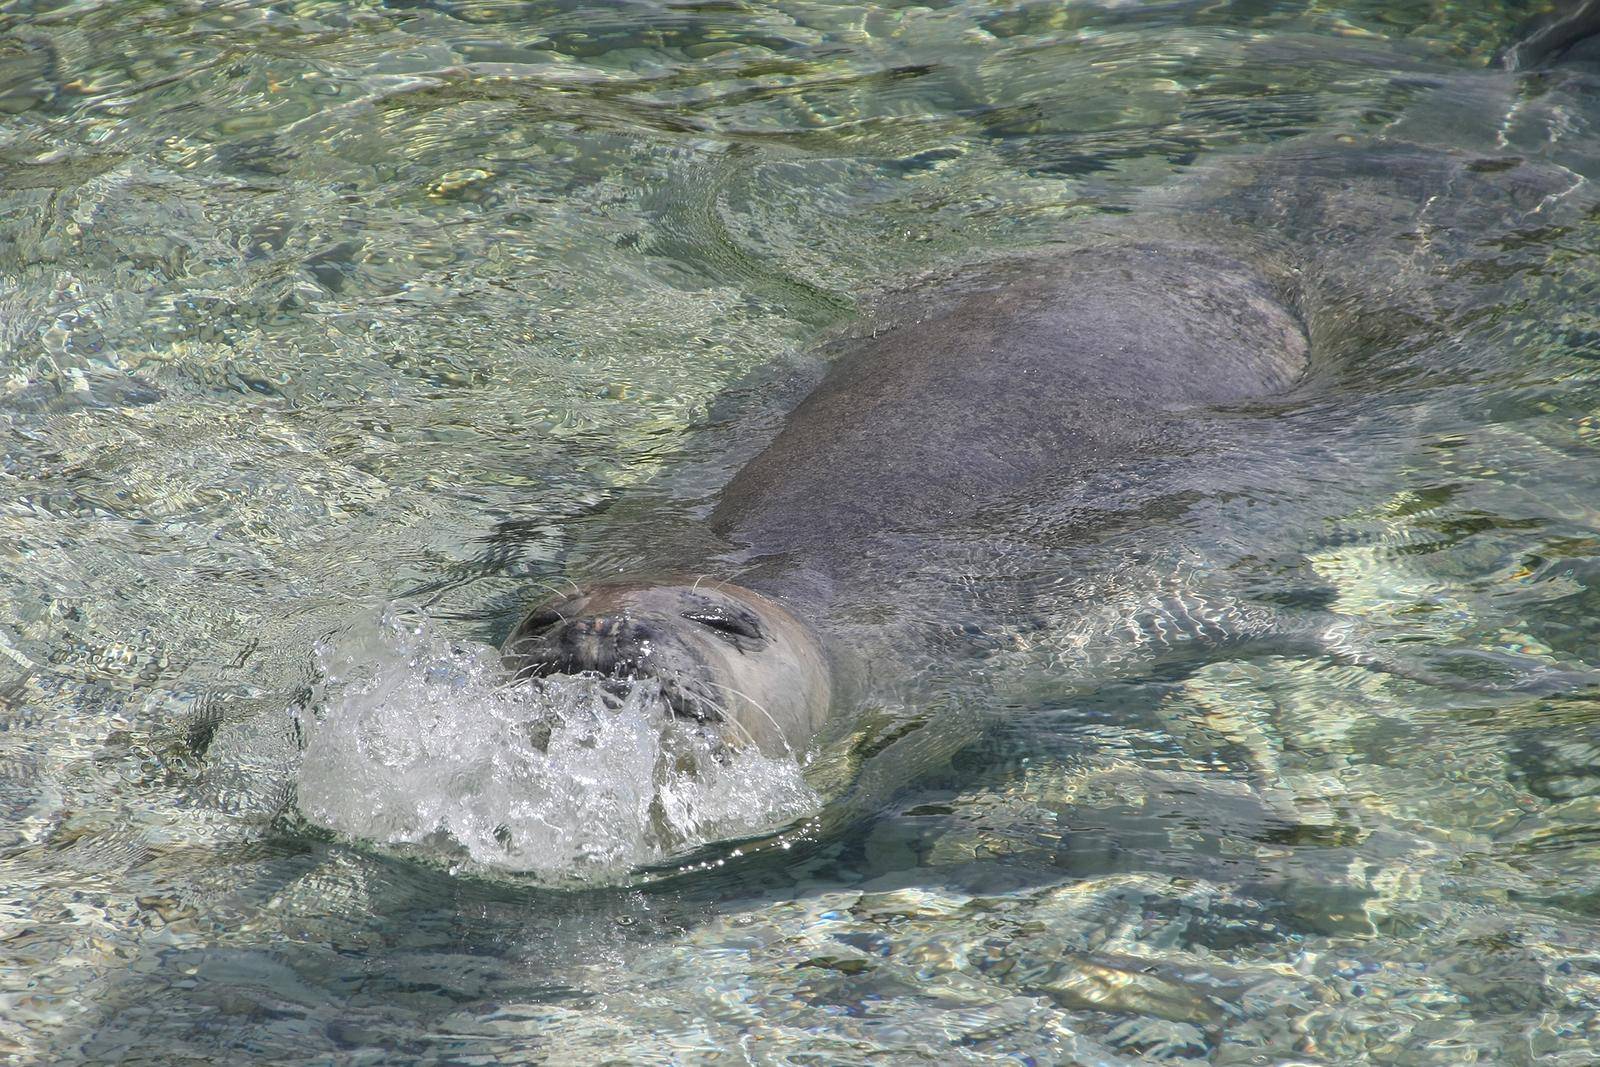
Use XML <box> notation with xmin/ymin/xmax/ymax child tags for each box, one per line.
<box><xmin>5</xmin><ymin>0</ymin><xmax>1600</xmax><ymax>1062</ymax></box>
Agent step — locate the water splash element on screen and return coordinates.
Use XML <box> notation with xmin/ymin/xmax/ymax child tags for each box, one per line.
<box><xmin>293</xmin><ymin>607</ymin><xmax>820</xmax><ymax>882</ymax></box>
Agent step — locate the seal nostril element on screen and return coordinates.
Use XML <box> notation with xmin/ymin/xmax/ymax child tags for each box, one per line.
<box><xmin>572</xmin><ymin>615</ymin><xmax>626</xmax><ymax>637</ymax></box>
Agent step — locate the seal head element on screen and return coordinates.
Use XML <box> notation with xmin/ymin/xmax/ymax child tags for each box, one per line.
<box><xmin>503</xmin><ymin>579</ymin><xmax>831</xmax><ymax>759</ymax></box>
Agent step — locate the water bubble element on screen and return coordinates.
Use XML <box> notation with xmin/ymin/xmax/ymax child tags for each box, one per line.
<box><xmin>293</xmin><ymin>607</ymin><xmax>820</xmax><ymax>883</ymax></box>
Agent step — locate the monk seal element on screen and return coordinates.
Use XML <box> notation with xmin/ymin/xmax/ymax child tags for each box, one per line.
<box><xmin>504</xmin><ymin>239</ymin><xmax>1311</xmax><ymax>757</ymax></box>
<box><xmin>503</xmin><ymin>136</ymin><xmax>1592</xmax><ymax>760</ymax></box>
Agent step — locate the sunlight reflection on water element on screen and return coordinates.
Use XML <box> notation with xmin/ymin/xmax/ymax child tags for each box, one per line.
<box><xmin>5</xmin><ymin>0</ymin><xmax>1600</xmax><ymax>1062</ymax></box>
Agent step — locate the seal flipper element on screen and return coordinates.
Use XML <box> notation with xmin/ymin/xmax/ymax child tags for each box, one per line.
<box><xmin>1501</xmin><ymin>0</ymin><xmax>1600</xmax><ymax>70</ymax></box>
<box><xmin>1310</xmin><ymin>624</ymin><xmax>1600</xmax><ymax>699</ymax></box>
<box><xmin>1107</xmin><ymin>590</ymin><xmax>1600</xmax><ymax>699</ymax></box>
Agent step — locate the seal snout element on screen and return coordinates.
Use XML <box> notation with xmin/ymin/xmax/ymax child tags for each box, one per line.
<box><xmin>510</xmin><ymin>609</ymin><xmax>723</xmax><ymax>724</ymax></box>
<box><xmin>503</xmin><ymin>578</ymin><xmax>831</xmax><ymax>757</ymax></box>
<box><xmin>524</xmin><ymin>612</ymin><xmax>657</xmax><ymax>678</ymax></box>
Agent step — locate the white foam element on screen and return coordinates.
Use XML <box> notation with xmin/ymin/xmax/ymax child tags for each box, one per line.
<box><xmin>293</xmin><ymin>606</ymin><xmax>820</xmax><ymax>882</ymax></box>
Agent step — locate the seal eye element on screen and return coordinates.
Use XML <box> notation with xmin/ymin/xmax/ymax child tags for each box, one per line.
<box><xmin>683</xmin><ymin>610</ymin><xmax>761</xmax><ymax>642</ymax></box>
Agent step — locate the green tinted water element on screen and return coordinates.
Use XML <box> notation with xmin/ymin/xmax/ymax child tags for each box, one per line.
<box><xmin>4</xmin><ymin>1</ymin><xmax>1600</xmax><ymax>1062</ymax></box>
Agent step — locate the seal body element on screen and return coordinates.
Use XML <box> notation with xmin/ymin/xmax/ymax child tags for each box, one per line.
<box><xmin>503</xmin><ymin>138</ymin><xmax>1583</xmax><ymax>758</ymax></box>
<box><xmin>505</xmin><ymin>241</ymin><xmax>1311</xmax><ymax>757</ymax></box>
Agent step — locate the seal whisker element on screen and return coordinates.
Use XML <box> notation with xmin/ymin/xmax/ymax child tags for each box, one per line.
<box><xmin>697</xmin><ymin>679</ymin><xmax>794</xmax><ymax>758</ymax></box>
<box><xmin>701</xmin><ymin>694</ymin><xmax>758</xmax><ymax>750</ymax></box>
<box><xmin>523</xmin><ymin>580</ymin><xmax>577</xmax><ymax>607</ymax></box>
<box><xmin>660</xmin><ymin>667</ymin><xmax>754</xmax><ymax>747</ymax></box>
<box><xmin>691</xmin><ymin>571</ymin><xmax>734</xmax><ymax>594</ymax></box>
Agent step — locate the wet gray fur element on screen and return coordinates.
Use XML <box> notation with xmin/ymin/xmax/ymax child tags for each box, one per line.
<box><xmin>711</xmin><ymin>242</ymin><xmax>1306</xmax><ymax>567</ymax></box>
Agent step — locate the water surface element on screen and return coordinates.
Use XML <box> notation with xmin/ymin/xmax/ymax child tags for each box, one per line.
<box><xmin>4</xmin><ymin>1</ymin><xmax>1600</xmax><ymax>1062</ymax></box>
